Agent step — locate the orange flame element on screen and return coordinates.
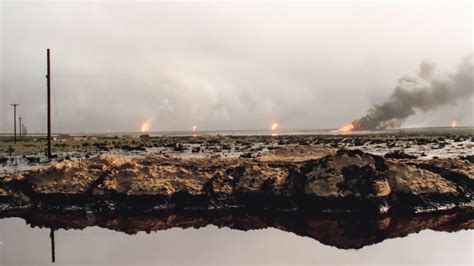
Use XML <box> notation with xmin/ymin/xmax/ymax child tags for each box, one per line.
<box><xmin>192</xmin><ymin>125</ymin><xmax>198</xmax><ymax>132</ymax></box>
<box><xmin>451</xmin><ymin>119</ymin><xmax>457</xmax><ymax>128</ymax></box>
<box><xmin>271</xmin><ymin>123</ymin><xmax>279</xmax><ymax>131</ymax></box>
<box><xmin>339</xmin><ymin>123</ymin><xmax>355</xmax><ymax>133</ymax></box>
<box><xmin>141</xmin><ymin>121</ymin><xmax>152</xmax><ymax>133</ymax></box>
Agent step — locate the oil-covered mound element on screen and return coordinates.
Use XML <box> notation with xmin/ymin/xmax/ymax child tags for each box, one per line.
<box><xmin>4</xmin><ymin>209</ymin><xmax>473</xmax><ymax>250</ymax></box>
<box><xmin>0</xmin><ymin>149</ymin><xmax>472</xmax><ymax>214</ymax></box>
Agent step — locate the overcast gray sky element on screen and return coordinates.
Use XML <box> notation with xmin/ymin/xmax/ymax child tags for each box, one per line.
<box><xmin>1</xmin><ymin>0</ymin><xmax>472</xmax><ymax>133</ymax></box>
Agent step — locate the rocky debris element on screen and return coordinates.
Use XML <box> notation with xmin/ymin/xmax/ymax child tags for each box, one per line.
<box><xmin>120</xmin><ymin>144</ymin><xmax>147</xmax><ymax>151</ymax></box>
<box><xmin>23</xmin><ymin>155</ymin><xmax>128</xmax><ymax>194</ymax></box>
<box><xmin>173</xmin><ymin>143</ymin><xmax>186</xmax><ymax>152</ymax></box>
<box><xmin>24</xmin><ymin>155</ymin><xmax>41</xmax><ymax>164</ymax></box>
<box><xmin>386</xmin><ymin>163</ymin><xmax>458</xmax><ymax>195</ymax></box>
<box><xmin>418</xmin><ymin>158</ymin><xmax>474</xmax><ymax>181</ymax></box>
<box><xmin>239</xmin><ymin>152</ymin><xmax>253</xmax><ymax>158</ymax></box>
<box><xmin>0</xmin><ymin>149</ymin><xmax>472</xmax><ymax>215</ymax></box>
<box><xmin>207</xmin><ymin>161</ymin><xmax>294</xmax><ymax>203</ymax></box>
<box><xmin>0</xmin><ymin>187</ymin><xmax>8</xmax><ymax>197</ymax></box>
<box><xmin>102</xmin><ymin>157</ymin><xmax>226</xmax><ymax>196</ymax></box>
<box><xmin>385</xmin><ymin>150</ymin><xmax>417</xmax><ymax>159</ymax></box>
<box><xmin>2</xmin><ymin>132</ymin><xmax>472</xmax><ymax>176</ymax></box>
<box><xmin>302</xmin><ymin>150</ymin><xmax>390</xmax><ymax>199</ymax></box>
<box><xmin>257</xmin><ymin>145</ymin><xmax>335</xmax><ymax>162</ymax></box>
<box><xmin>414</xmin><ymin>158</ymin><xmax>474</xmax><ymax>197</ymax></box>
<box><xmin>460</xmin><ymin>155</ymin><xmax>474</xmax><ymax>163</ymax></box>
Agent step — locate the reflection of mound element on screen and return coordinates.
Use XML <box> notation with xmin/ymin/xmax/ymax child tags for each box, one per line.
<box><xmin>15</xmin><ymin>209</ymin><xmax>474</xmax><ymax>250</ymax></box>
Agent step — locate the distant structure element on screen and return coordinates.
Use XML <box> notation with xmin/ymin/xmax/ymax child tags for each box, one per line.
<box><xmin>10</xmin><ymin>103</ymin><xmax>20</xmax><ymax>143</ymax></box>
<box><xmin>18</xmin><ymin>117</ymin><xmax>22</xmax><ymax>140</ymax></box>
<box><xmin>46</xmin><ymin>49</ymin><xmax>52</xmax><ymax>159</ymax></box>
<box><xmin>22</xmin><ymin>123</ymin><xmax>27</xmax><ymax>138</ymax></box>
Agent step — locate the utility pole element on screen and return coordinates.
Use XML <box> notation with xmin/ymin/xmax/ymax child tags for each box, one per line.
<box><xmin>46</xmin><ymin>49</ymin><xmax>52</xmax><ymax>159</ymax></box>
<box><xmin>19</xmin><ymin>117</ymin><xmax>22</xmax><ymax>140</ymax></box>
<box><xmin>10</xmin><ymin>103</ymin><xmax>19</xmax><ymax>143</ymax></box>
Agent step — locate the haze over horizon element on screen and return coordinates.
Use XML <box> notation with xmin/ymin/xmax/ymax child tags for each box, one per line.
<box><xmin>1</xmin><ymin>0</ymin><xmax>473</xmax><ymax>133</ymax></box>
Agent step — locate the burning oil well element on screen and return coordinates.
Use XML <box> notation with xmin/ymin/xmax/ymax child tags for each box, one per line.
<box><xmin>340</xmin><ymin>54</ymin><xmax>473</xmax><ymax>132</ymax></box>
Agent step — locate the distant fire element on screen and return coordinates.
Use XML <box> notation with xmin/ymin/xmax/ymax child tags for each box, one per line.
<box><xmin>271</xmin><ymin>123</ymin><xmax>279</xmax><ymax>131</ymax></box>
<box><xmin>192</xmin><ymin>125</ymin><xmax>198</xmax><ymax>132</ymax></box>
<box><xmin>451</xmin><ymin>120</ymin><xmax>457</xmax><ymax>128</ymax></box>
<box><xmin>140</xmin><ymin>121</ymin><xmax>152</xmax><ymax>133</ymax></box>
<box><xmin>339</xmin><ymin>123</ymin><xmax>355</xmax><ymax>133</ymax></box>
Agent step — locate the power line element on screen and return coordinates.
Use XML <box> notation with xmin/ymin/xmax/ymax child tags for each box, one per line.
<box><xmin>52</xmin><ymin>74</ymin><xmax>129</xmax><ymax>78</ymax></box>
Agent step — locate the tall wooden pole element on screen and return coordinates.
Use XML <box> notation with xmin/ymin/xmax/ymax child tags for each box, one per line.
<box><xmin>47</xmin><ymin>49</ymin><xmax>52</xmax><ymax>158</ymax></box>
<box><xmin>10</xmin><ymin>103</ymin><xmax>19</xmax><ymax>143</ymax></box>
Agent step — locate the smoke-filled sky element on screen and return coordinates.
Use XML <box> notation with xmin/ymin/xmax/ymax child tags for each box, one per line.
<box><xmin>354</xmin><ymin>54</ymin><xmax>473</xmax><ymax>130</ymax></box>
<box><xmin>1</xmin><ymin>0</ymin><xmax>473</xmax><ymax>133</ymax></box>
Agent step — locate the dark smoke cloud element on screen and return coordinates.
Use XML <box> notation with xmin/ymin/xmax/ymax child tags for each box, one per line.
<box><xmin>354</xmin><ymin>54</ymin><xmax>473</xmax><ymax>130</ymax></box>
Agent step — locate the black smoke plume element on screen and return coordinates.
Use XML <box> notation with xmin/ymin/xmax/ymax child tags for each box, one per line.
<box><xmin>353</xmin><ymin>54</ymin><xmax>473</xmax><ymax>130</ymax></box>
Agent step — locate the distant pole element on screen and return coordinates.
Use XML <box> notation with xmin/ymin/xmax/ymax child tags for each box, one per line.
<box><xmin>10</xmin><ymin>103</ymin><xmax>19</xmax><ymax>143</ymax></box>
<box><xmin>19</xmin><ymin>117</ymin><xmax>22</xmax><ymax>140</ymax></box>
<box><xmin>47</xmin><ymin>49</ymin><xmax>52</xmax><ymax>158</ymax></box>
<box><xmin>22</xmin><ymin>123</ymin><xmax>27</xmax><ymax>139</ymax></box>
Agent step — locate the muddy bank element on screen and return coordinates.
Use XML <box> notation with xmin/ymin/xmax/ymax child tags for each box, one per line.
<box><xmin>0</xmin><ymin>148</ymin><xmax>472</xmax><ymax>215</ymax></box>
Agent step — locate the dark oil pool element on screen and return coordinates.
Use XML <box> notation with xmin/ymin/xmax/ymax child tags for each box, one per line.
<box><xmin>0</xmin><ymin>217</ymin><xmax>472</xmax><ymax>265</ymax></box>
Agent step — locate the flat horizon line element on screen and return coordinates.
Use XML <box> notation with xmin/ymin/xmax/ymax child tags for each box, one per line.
<box><xmin>0</xmin><ymin>125</ymin><xmax>472</xmax><ymax>136</ymax></box>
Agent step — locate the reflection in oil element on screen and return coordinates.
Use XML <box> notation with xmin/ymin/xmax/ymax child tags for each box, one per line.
<box><xmin>1</xmin><ymin>209</ymin><xmax>472</xmax><ymax>263</ymax></box>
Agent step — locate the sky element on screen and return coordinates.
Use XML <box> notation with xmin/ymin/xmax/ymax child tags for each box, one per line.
<box><xmin>0</xmin><ymin>0</ymin><xmax>473</xmax><ymax>133</ymax></box>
